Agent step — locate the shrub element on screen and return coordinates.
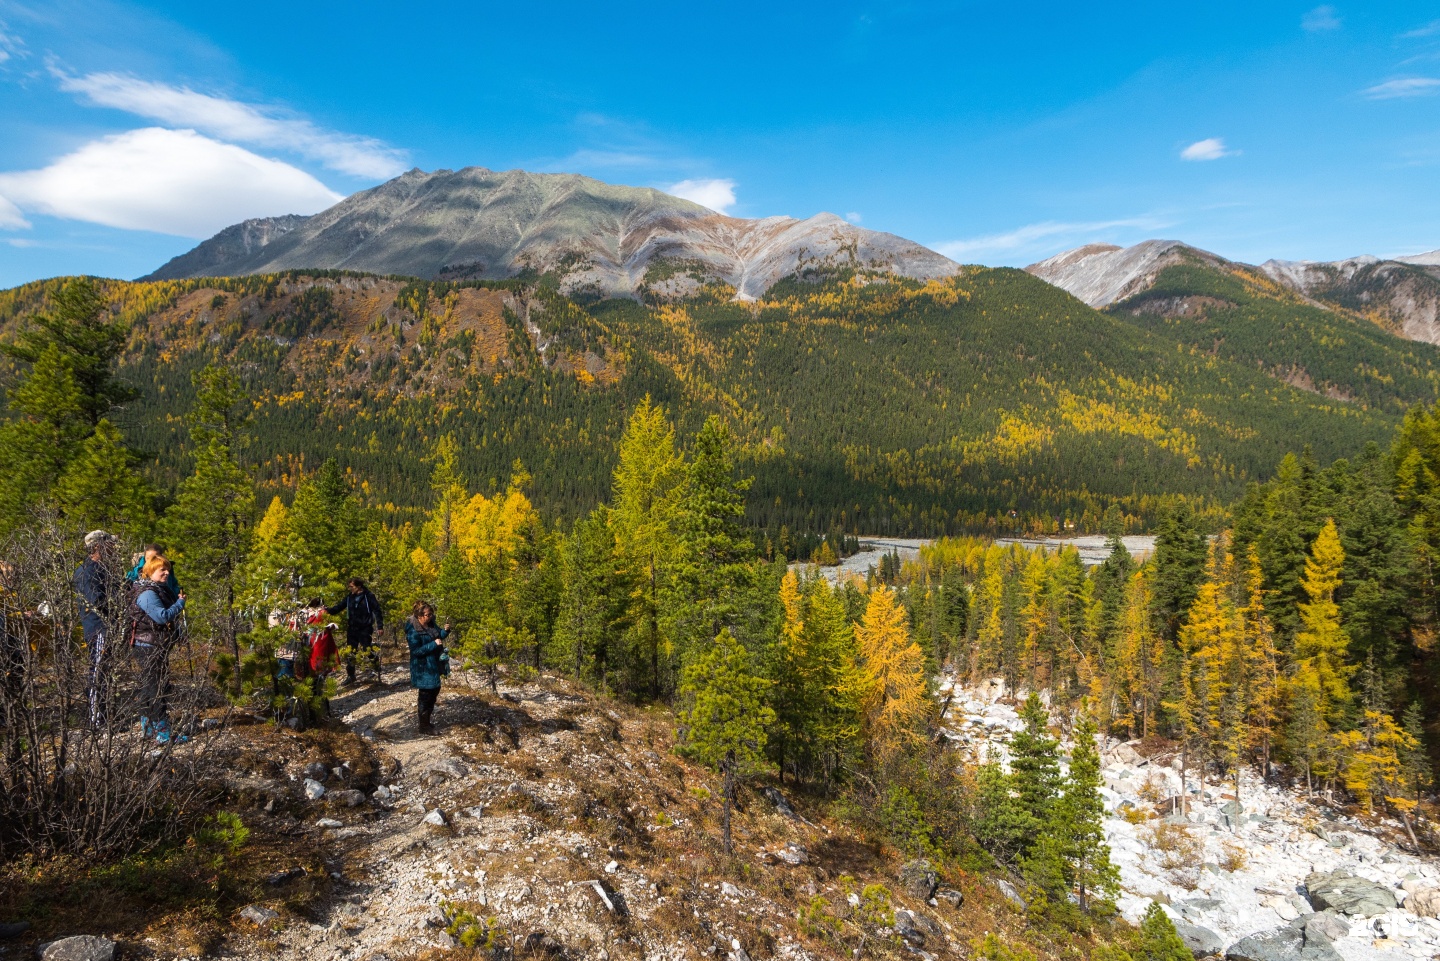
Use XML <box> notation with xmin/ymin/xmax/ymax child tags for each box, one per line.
<box><xmin>1219</xmin><ymin>841</ymin><xmax>1247</xmax><ymax>872</ymax></box>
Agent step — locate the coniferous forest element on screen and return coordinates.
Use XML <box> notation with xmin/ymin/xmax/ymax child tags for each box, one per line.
<box><xmin>6</xmin><ymin>271</ymin><xmax>1440</xmax><ymax>957</ymax></box>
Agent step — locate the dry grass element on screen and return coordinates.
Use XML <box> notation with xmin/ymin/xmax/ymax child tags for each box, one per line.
<box><xmin>1219</xmin><ymin>841</ymin><xmax>1248</xmax><ymax>872</ymax></box>
<box><xmin>1141</xmin><ymin>820</ymin><xmax>1202</xmax><ymax>871</ymax></box>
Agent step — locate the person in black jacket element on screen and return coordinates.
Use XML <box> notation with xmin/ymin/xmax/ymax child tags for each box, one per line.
<box><xmin>73</xmin><ymin>530</ymin><xmax>117</xmax><ymax>728</ymax></box>
<box><xmin>327</xmin><ymin>578</ymin><xmax>384</xmax><ymax>684</ymax></box>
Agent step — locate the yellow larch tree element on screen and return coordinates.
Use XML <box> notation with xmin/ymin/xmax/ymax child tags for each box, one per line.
<box><xmin>855</xmin><ymin>586</ymin><xmax>929</xmax><ymax>760</ymax></box>
<box><xmin>1293</xmin><ymin>519</ymin><xmax>1354</xmax><ymax>727</ymax></box>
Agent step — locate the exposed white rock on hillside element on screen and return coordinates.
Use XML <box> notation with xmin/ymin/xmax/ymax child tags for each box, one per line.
<box><xmin>144</xmin><ymin>167</ymin><xmax>961</xmax><ymax>300</ymax></box>
<box><xmin>1024</xmin><ymin>240</ymin><xmax>1226</xmax><ymax>308</ymax></box>
<box><xmin>1259</xmin><ymin>256</ymin><xmax>1440</xmax><ymax>346</ymax></box>
<box><xmin>938</xmin><ymin>678</ymin><xmax>1440</xmax><ymax>961</ymax></box>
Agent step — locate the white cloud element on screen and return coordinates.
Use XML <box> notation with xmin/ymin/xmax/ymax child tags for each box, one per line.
<box><xmin>666</xmin><ymin>178</ymin><xmax>737</xmax><ymax>214</ymax></box>
<box><xmin>1302</xmin><ymin>5</ymin><xmax>1341</xmax><ymax>31</ymax></box>
<box><xmin>0</xmin><ymin>127</ymin><xmax>342</xmax><ymax>236</ymax></box>
<box><xmin>845</xmin><ymin>211</ymin><xmax>863</xmax><ymax>224</ymax></box>
<box><xmin>1181</xmin><ymin>137</ymin><xmax>1236</xmax><ymax>161</ymax></box>
<box><xmin>55</xmin><ymin>70</ymin><xmax>407</xmax><ymax>178</ymax></box>
<box><xmin>933</xmin><ymin>217</ymin><xmax>1167</xmax><ymax>262</ymax></box>
<box><xmin>1363</xmin><ymin>77</ymin><xmax>1440</xmax><ymax>99</ymax></box>
<box><xmin>0</xmin><ymin>194</ymin><xmax>29</xmax><ymax>229</ymax></box>
<box><xmin>1402</xmin><ymin>19</ymin><xmax>1440</xmax><ymax>38</ymax></box>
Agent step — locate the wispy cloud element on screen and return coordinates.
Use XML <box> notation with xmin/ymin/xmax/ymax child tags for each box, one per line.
<box><xmin>53</xmin><ymin>70</ymin><xmax>407</xmax><ymax>179</ymax></box>
<box><xmin>1301</xmin><ymin>5</ymin><xmax>1341</xmax><ymax>32</ymax></box>
<box><xmin>666</xmin><ymin>178</ymin><xmax>737</xmax><ymax>214</ymax></box>
<box><xmin>1362</xmin><ymin>77</ymin><xmax>1440</xmax><ymax>99</ymax></box>
<box><xmin>933</xmin><ymin>217</ymin><xmax>1168</xmax><ymax>262</ymax></box>
<box><xmin>0</xmin><ymin>24</ymin><xmax>25</xmax><ymax>65</ymax></box>
<box><xmin>0</xmin><ymin>127</ymin><xmax>342</xmax><ymax>236</ymax></box>
<box><xmin>1402</xmin><ymin>19</ymin><xmax>1440</xmax><ymax>39</ymax></box>
<box><xmin>1180</xmin><ymin>137</ymin><xmax>1237</xmax><ymax>161</ymax></box>
<box><xmin>845</xmin><ymin>212</ymin><xmax>863</xmax><ymax>224</ymax></box>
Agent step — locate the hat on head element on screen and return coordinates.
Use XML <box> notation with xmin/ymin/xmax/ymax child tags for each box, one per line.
<box><xmin>84</xmin><ymin>530</ymin><xmax>115</xmax><ymax>548</ymax></box>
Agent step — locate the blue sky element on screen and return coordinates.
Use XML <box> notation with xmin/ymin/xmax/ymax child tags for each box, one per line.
<box><xmin>1</xmin><ymin>0</ymin><xmax>1439</xmax><ymax>288</ymax></box>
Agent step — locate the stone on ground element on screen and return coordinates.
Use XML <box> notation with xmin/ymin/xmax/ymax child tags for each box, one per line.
<box><xmin>1225</xmin><ymin>925</ymin><xmax>1341</xmax><ymax>961</ymax></box>
<box><xmin>899</xmin><ymin>859</ymin><xmax>939</xmax><ymax>901</ymax></box>
<box><xmin>1303</xmin><ymin>870</ymin><xmax>1397</xmax><ymax>917</ymax></box>
<box><xmin>1171</xmin><ymin>917</ymin><xmax>1226</xmax><ymax>958</ymax></box>
<box><xmin>37</xmin><ymin>936</ymin><xmax>116</xmax><ymax>961</ymax></box>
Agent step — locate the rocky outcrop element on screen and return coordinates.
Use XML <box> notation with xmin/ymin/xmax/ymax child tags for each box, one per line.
<box><xmin>143</xmin><ymin>167</ymin><xmax>960</xmax><ymax>300</ymax></box>
<box><xmin>1303</xmin><ymin>871</ymin><xmax>1397</xmax><ymax>917</ymax></box>
<box><xmin>1024</xmin><ymin>240</ymin><xmax>1227</xmax><ymax>308</ymax></box>
<box><xmin>1225</xmin><ymin>925</ymin><xmax>1342</xmax><ymax>961</ymax></box>
<box><xmin>1171</xmin><ymin>917</ymin><xmax>1226</xmax><ymax>958</ymax></box>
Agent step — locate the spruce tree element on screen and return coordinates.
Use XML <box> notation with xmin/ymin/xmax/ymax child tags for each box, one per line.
<box><xmin>1135</xmin><ymin>903</ymin><xmax>1191</xmax><ymax>961</ymax></box>
<box><xmin>553</xmin><ymin>511</ymin><xmax>632</xmax><ymax>690</ymax></box>
<box><xmin>1150</xmin><ymin>503</ymin><xmax>1209</xmax><ymax>641</ymax></box>
<box><xmin>1061</xmin><ymin>706</ymin><xmax>1121</xmax><ymax>912</ymax></box>
<box><xmin>677</xmin><ymin>628</ymin><xmax>774</xmax><ymax>853</ymax></box>
<box><xmin>163</xmin><ymin>365</ymin><xmax>256</xmax><ymax>691</ymax></box>
<box><xmin>1010</xmin><ymin>692</ymin><xmax>1061</xmax><ymax>830</ymax></box>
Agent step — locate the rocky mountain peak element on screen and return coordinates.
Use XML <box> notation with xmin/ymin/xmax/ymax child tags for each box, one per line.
<box><xmin>143</xmin><ymin>167</ymin><xmax>959</xmax><ymax>299</ymax></box>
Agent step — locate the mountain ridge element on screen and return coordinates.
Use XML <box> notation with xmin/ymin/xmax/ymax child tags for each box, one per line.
<box><xmin>144</xmin><ymin>166</ymin><xmax>961</xmax><ymax>300</ymax></box>
<box><xmin>1027</xmin><ymin>239</ymin><xmax>1440</xmax><ymax>346</ymax></box>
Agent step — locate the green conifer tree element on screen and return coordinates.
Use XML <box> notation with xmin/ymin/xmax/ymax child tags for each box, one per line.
<box><xmin>1059</xmin><ymin>706</ymin><xmax>1121</xmax><ymax>912</ymax></box>
<box><xmin>1134</xmin><ymin>903</ymin><xmax>1191</xmax><ymax>961</ymax></box>
<box><xmin>676</xmin><ymin>628</ymin><xmax>774</xmax><ymax>853</ymax></box>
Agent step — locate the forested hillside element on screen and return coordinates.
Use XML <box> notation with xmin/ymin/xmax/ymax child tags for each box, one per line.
<box><xmin>1110</xmin><ymin>258</ymin><xmax>1440</xmax><ymax>412</ymax></box>
<box><xmin>0</xmin><ymin>266</ymin><xmax>1420</xmax><ymax>538</ymax></box>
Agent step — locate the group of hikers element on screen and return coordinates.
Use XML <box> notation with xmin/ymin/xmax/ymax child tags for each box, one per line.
<box><xmin>69</xmin><ymin>530</ymin><xmax>454</xmax><ymax>743</ymax></box>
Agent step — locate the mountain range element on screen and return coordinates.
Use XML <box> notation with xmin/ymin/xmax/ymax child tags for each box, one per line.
<box><xmin>1027</xmin><ymin>239</ymin><xmax>1440</xmax><ymax>346</ymax></box>
<box><xmin>143</xmin><ymin>167</ymin><xmax>959</xmax><ymax>301</ymax></box>
<box><xmin>5</xmin><ymin>166</ymin><xmax>1440</xmax><ymax>535</ymax></box>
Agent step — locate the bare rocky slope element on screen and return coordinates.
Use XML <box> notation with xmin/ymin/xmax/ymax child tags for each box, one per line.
<box><xmin>1026</xmin><ymin>241</ymin><xmax>1440</xmax><ymax>346</ymax></box>
<box><xmin>143</xmin><ymin>168</ymin><xmax>961</xmax><ymax>301</ymax></box>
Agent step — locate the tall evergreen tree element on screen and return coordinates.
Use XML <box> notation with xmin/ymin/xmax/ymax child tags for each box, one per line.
<box><xmin>1149</xmin><ymin>502</ymin><xmax>1209</xmax><ymax>641</ymax></box>
<box><xmin>676</xmin><ymin>628</ymin><xmax>774</xmax><ymax>853</ymax></box>
<box><xmin>1060</xmin><ymin>705</ymin><xmax>1121</xmax><ymax>911</ymax></box>
<box><xmin>162</xmin><ymin>365</ymin><xmax>256</xmax><ymax>689</ymax></box>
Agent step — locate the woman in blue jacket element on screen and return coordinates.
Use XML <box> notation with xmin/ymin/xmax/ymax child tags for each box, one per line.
<box><xmin>405</xmin><ymin>601</ymin><xmax>449</xmax><ymax>734</ymax></box>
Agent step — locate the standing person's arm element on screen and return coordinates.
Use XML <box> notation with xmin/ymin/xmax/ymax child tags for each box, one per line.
<box><xmin>75</xmin><ymin>563</ymin><xmax>106</xmax><ymax>613</ymax></box>
<box><xmin>326</xmin><ymin>597</ymin><xmax>348</xmax><ymax>616</ymax></box>
<box><xmin>137</xmin><ymin>590</ymin><xmax>186</xmax><ymax>625</ymax></box>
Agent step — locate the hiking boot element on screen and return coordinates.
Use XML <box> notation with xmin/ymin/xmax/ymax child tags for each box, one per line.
<box><xmin>418</xmin><ymin>710</ymin><xmax>435</xmax><ymax>735</ymax></box>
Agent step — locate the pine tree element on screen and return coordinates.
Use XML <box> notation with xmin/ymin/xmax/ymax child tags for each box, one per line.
<box><xmin>1061</xmin><ymin>705</ymin><xmax>1121</xmax><ymax>912</ymax></box>
<box><xmin>1</xmin><ymin>277</ymin><xmax>134</xmax><ymax>427</ymax></box>
<box><xmin>1294</xmin><ymin>519</ymin><xmax>1353</xmax><ymax>727</ymax></box>
<box><xmin>553</xmin><ymin>511</ymin><xmax>632</xmax><ymax>690</ymax></box>
<box><xmin>855</xmin><ymin>586</ymin><xmax>929</xmax><ymax>760</ymax></box>
<box><xmin>1150</xmin><ymin>502</ymin><xmax>1209</xmax><ymax>641</ymax></box>
<box><xmin>1010</xmin><ymin>692</ymin><xmax>1061</xmax><ymax>833</ymax></box>
<box><xmin>0</xmin><ymin>345</ymin><xmax>88</xmax><ymax>533</ymax></box>
<box><xmin>53</xmin><ymin>419</ymin><xmax>153</xmax><ymax>534</ymax></box>
<box><xmin>676</xmin><ymin>628</ymin><xmax>774</xmax><ymax>853</ymax></box>
<box><xmin>1239</xmin><ymin>549</ymin><xmax>1281</xmax><ymax>780</ymax></box>
<box><xmin>974</xmin><ymin>760</ymin><xmax>1033</xmax><ymax>865</ymax></box>
<box><xmin>1135</xmin><ymin>903</ymin><xmax>1192</xmax><ymax>961</ymax></box>
<box><xmin>1286</xmin><ymin>670</ymin><xmax>1329</xmax><ymax>796</ymax></box>
<box><xmin>1114</xmin><ymin>569</ymin><xmax>1165</xmax><ymax>738</ymax></box>
<box><xmin>610</xmin><ymin>399</ymin><xmax>684</xmax><ymax>696</ymax></box>
<box><xmin>668</xmin><ymin>415</ymin><xmax>755</xmax><ymax>668</ymax></box>
<box><xmin>162</xmin><ymin>365</ymin><xmax>256</xmax><ymax>690</ymax></box>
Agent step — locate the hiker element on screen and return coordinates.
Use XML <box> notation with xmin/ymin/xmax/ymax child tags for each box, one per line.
<box><xmin>125</xmin><ymin>557</ymin><xmax>187</xmax><ymax>743</ymax></box>
<box><xmin>405</xmin><ymin>601</ymin><xmax>450</xmax><ymax>734</ymax></box>
<box><xmin>73</xmin><ymin>530</ymin><xmax>117</xmax><ymax>728</ymax></box>
<box><xmin>327</xmin><ymin>578</ymin><xmax>384</xmax><ymax>685</ymax></box>
<box><xmin>126</xmin><ymin>544</ymin><xmax>180</xmax><ymax>593</ymax></box>
<box><xmin>307</xmin><ymin>606</ymin><xmax>341</xmax><ymax>681</ymax></box>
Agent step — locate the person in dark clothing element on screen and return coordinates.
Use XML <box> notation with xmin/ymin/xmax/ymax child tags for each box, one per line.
<box><xmin>125</xmin><ymin>557</ymin><xmax>187</xmax><ymax>743</ymax></box>
<box><xmin>74</xmin><ymin>530</ymin><xmax>117</xmax><ymax>728</ymax></box>
<box><xmin>328</xmin><ymin>578</ymin><xmax>384</xmax><ymax>684</ymax></box>
<box><xmin>405</xmin><ymin>601</ymin><xmax>449</xmax><ymax>734</ymax></box>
